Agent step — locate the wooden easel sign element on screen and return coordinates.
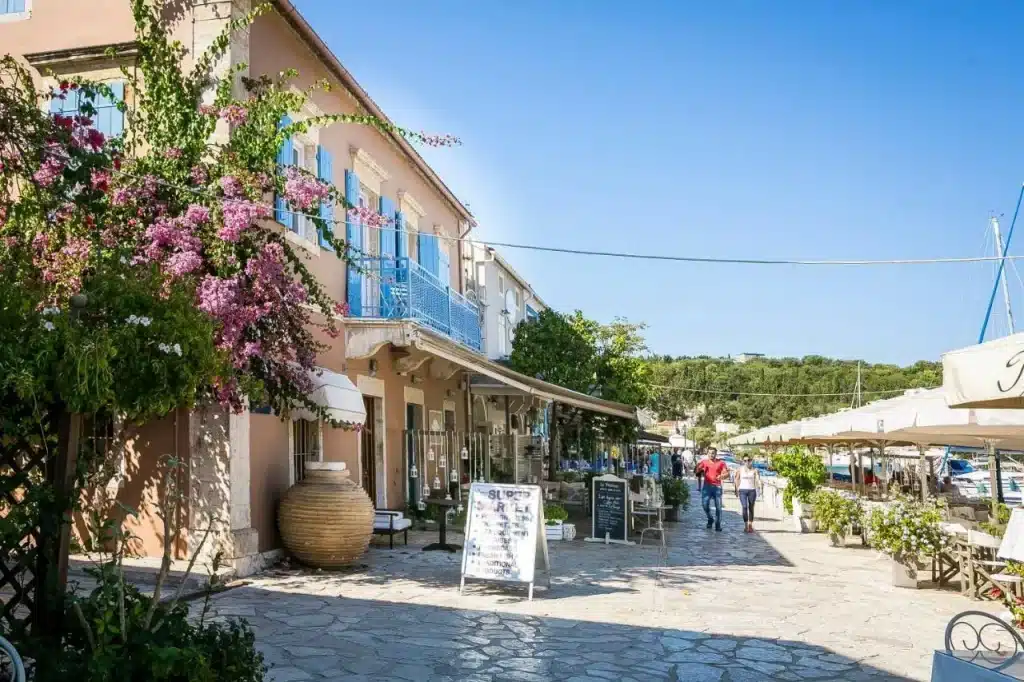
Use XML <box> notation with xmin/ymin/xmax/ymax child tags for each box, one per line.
<box><xmin>585</xmin><ymin>474</ymin><xmax>633</xmax><ymax>545</ymax></box>
<box><xmin>459</xmin><ymin>482</ymin><xmax>551</xmax><ymax>601</ymax></box>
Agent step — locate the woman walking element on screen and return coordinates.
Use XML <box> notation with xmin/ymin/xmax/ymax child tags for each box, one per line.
<box><xmin>734</xmin><ymin>455</ymin><xmax>761</xmax><ymax>533</ymax></box>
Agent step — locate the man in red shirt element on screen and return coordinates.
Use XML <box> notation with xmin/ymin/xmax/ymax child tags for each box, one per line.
<box><xmin>695</xmin><ymin>447</ymin><xmax>728</xmax><ymax>531</ymax></box>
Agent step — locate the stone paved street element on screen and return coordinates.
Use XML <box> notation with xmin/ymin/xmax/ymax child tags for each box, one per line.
<box><xmin>199</xmin><ymin>483</ymin><xmax>997</xmax><ymax>681</ymax></box>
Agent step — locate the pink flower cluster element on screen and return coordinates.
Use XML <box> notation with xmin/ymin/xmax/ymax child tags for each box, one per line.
<box><xmin>346</xmin><ymin>205</ymin><xmax>392</xmax><ymax>228</ymax></box>
<box><xmin>31</xmin><ymin>231</ymin><xmax>92</xmax><ymax>298</ymax></box>
<box><xmin>196</xmin><ymin>242</ymin><xmax>311</xmax><ymax>390</ymax></box>
<box><xmin>219</xmin><ymin>175</ymin><xmax>244</xmax><ymax>198</ymax></box>
<box><xmin>33</xmin><ymin>156</ymin><xmax>65</xmax><ymax>188</ymax></box>
<box><xmin>165</xmin><ymin>147</ymin><xmax>183</xmax><ymax>159</ymax></box>
<box><xmin>219</xmin><ymin>104</ymin><xmax>248</xmax><ymax>126</ymax></box>
<box><xmin>283</xmin><ymin>167</ymin><xmax>329</xmax><ymax>211</ymax></box>
<box><xmin>220</xmin><ymin>198</ymin><xmax>271</xmax><ymax>242</ymax></box>
<box><xmin>139</xmin><ymin>204</ymin><xmax>210</xmax><ymax>278</ymax></box>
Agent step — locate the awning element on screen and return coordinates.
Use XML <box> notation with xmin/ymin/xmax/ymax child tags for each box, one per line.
<box><xmin>943</xmin><ymin>333</ymin><xmax>1024</xmax><ymax>409</ymax></box>
<box><xmin>291</xmin><ymin>367</ymin><xmax>366</xmax><ymax>425</ymax></box>
<box><xmin>636</xmin><ymin>431</ymin><xmax>669</xmax><ymax>445</ymax></box>
<box><xmin>414</xmin><ymin>335</ymin><xmax>636</xmax><ymax>421</ymax></box>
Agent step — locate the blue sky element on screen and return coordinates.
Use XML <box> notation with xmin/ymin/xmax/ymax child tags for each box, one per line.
<box><xmin>295</xmin><ymin>0</ymin><xmax>1024</xmax><ymax>365</ymax></box>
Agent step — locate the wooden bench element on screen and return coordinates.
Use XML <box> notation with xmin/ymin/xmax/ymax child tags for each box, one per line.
<box><xmin>373</xmin><ymin>510</ymin><xmax>412</xmax><ymax>549</ymax></box>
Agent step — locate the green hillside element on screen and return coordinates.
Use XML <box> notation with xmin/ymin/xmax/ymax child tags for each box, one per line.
<box><xmin>647</xmin><ymin>355</ymin><xmax>942</xmax><ymax>429</ymax></box>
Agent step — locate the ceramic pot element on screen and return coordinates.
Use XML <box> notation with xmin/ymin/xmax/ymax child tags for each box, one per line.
<box><xmin>890</xmin><ymin>557</ymin><xmax>926</xmax><ymax>589</ymax></box>
<box><xmin>278</xmin><ymin>462</ymin><xmax>373</xmax><ymax>569</ymax></box>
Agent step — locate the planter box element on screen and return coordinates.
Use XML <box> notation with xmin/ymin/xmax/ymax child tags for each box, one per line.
<box><xmin>791</xmin><ymin>499</ymin><xmax>817</xmax><ymax>533</ymax></box>
<box><xmin>562</xmin><ymin>523</ymin><xmax>576</xmax><ymax>541</ymax></box>
<box><xmin>545</xmin><ymin>521</ymin><xmax>564</xmax><ymax>541</ymax></box>
<box><xmin>891</xmin><ymin>558</ymin><xmax>927</xmax><ymax>589</ymax></box>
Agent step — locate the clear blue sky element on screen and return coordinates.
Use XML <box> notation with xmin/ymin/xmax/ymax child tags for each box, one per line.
<box><xmin>294</xmin><ymin>0</ymin><xmax>1024</xmax><ymax>366</ymax></box>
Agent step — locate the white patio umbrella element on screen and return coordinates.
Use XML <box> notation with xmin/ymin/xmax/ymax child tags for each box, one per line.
<box><xmin>943</xmin><ymin>333</ymin><xmax>1024</xmax><ymax>409</ymax></box>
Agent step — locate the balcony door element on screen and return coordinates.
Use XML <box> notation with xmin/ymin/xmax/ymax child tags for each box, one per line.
<box><xmin>360</xmin><ymin>396</ymin><xmax>378</xmax><ymax>504</ymax></box>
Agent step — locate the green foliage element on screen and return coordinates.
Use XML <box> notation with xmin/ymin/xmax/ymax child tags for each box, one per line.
<box><xmin>688</xmin><ymin>426</ymin><xmax>716</xmax><ymax>448</ymax></box>
<box><xmin>544</xmin><ymin>502</ymin><xmax>569</xmax><ymax>525</ymax></box>
<box><xmin>867</xmin><ymin>497</ymin><xmax>950</xmax><ymax>566</ymax></box>
<box><xmin>770</xmin><ymin>446</ymin><xmax>827</xmax><ymax>514</ymax></box>
<box><xmin>647</xmin><ymin>355</ymin><xmax>940</xmax><ymax>429</ymax></box>
<box><xmin>510</xmin><ymin>310</ymin><xmax>653</xmax><ymax>444</ymax></box>
<box><xmin>810</xmin><ymin>489</ymin><xmax>863</xmax><ymax>541</ymax></box>
<box><xmin>979</xmin><ymin>502</ymin><xmax>1011</xmax><ymax>538</ymax></box>
<box><xmin>27</xmin><ymin>563</ymin><xmax>265</xmax><ymax>682</ymax></box>
<box><xmin>661</xmin><ymin>478</ymin><xmax>690</xmax><ymax>508</ymax></box>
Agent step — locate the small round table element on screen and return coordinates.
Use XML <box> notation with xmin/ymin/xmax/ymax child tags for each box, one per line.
<box><xmin>423</xmin><ymin>497</ymin><xmax>462</xmax><ymax>553</ymax></box>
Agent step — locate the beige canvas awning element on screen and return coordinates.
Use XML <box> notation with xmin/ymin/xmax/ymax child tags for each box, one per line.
<box><xmin>943</xmin><ymin>333</ymin><xmax>1024</xmax><ymax>409</ymax></box>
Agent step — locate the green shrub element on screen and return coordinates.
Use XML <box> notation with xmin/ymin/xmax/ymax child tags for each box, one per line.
<box><xmin>26</xmin><ymin>562</ymin><xmax>266</xmax><ymax>682</ymax></box>
<box><xmin>544</xmin><ymin>503</ymin><xmax>569</xmax><ymax>525</ymax></box>
<box><xmin>770</xmin><ymin>447</ymin><xmax>827</xmax><ymax>514</ymax></box>
<box><xmin>661</xmin><ymin>478</ymin><xmax>690</xmax><ymax>508</ymax></box>
<box><xmin>811</xmin><ymin>489</ymin><xmax>863</xmax><ymax>541</ymax></box>
<box><xmin>868</xmin><ymin>497</ymin><xmax>950</xmax><ymax>567</ymax></box>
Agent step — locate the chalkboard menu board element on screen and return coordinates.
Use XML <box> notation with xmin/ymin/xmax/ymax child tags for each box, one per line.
<box><xmin>460</xmin><ymin>483</ymin><xmax>550</xmax><ymax>600</ymax></box>
<box><xmin>587</xmin><ymin>474</ymin><xmax>630</xmax><ymax>544</ymax></box>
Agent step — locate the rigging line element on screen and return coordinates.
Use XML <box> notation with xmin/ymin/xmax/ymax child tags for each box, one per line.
<box><xmin>113</xmin><ymin>169</ymin><xmax>1024</xmax><ymax>268</ymax></box>
<box><xmin>648</xmin><ymin>384</ymin><xmax>936</xmax><ymax>397</ymax></box>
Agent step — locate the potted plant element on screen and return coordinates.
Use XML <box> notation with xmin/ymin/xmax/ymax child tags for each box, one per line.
<box><xmin>770</xmin><ymin>447</ymin><xmax>827</xmax><ymax>533</ymax></box>
<box><xmin>544</xmin><ymin>502</ymin><xmax>569</xmax><ymax>541</ymax></box>
<box><xmin>662</xmin><ymin>478</ymin><xmax>690</xmax><ymax>522</ymax></box>
<box><xmin>811</xmin><ymin>489</ymin><xmax>864</xmax><ymax>546</ymax></box>
<box><xmin>867</xmin><ymin>497</ymin><xmax>951</xmax><ymax>588</ymax></box>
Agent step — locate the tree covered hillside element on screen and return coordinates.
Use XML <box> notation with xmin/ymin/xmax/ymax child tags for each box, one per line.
<box><xmin>648</xmin><ymin>356</ymin><xmax>941</xmax><ymax>429</ymax></box>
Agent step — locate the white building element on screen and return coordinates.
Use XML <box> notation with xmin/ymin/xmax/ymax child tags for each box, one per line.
<box><xmin>464</xmin><ymin>243</ymin><xmax>546</xmax><ymax>361</ymax></box>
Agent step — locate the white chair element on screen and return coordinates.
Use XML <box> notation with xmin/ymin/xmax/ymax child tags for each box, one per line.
<box><xmin>373</xmin><ymin>510</ymin><xmax>412</xmax><ymax>549</ymax></box>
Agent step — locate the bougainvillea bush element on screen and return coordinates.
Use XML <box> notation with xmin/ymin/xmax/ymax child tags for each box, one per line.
<box><xmin>0</xmin><ymin>0</ymin><xmax>457</xmax><ymax>675</ymax></box>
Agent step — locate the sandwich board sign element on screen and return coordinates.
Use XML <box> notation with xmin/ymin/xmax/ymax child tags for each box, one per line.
<box><xmin>584</xmin><ymin>474</ymin><xmax>633</xmax><ymax>545</ymax></box>
<box><xmin>460</xmin><ymin>482</ymin><xmax>551</xmax><ymax>600</ymax></box>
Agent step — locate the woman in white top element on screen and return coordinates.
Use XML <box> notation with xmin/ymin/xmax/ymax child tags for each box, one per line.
<box><xmin>733</xmin><ymin>455</ymin><xmax>761</xmax><ymax>533</ymax></box>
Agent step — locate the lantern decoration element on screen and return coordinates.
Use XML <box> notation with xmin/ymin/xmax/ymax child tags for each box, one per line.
<box><xmin>410</xmin><ymin>463</ymin><xmax>418</xmax><ymax>480</ymax></box>
<box><xmin>439</xmin><ymin>456</ymin><xmax>446</xmax><ymax>469</ymax></box>
<box><xmin>422</xmin><ymin>482</ymin><xmax>431</xmax><ymax>499</ymax></box>
<box><xmin>449</xmin><ymin>468</ymin><xmax>458</xmax><ymax>483</ymax></box>
<box><xmin>417</xmin><ymin>499</ymin><xmax>426</xmax><ymax>512</ymax></box>
<box><xmin>427</xmin><ymin>448</ymin><xmax>435</xmax><ymax>462</ymax></box>
<box><xmin>432</xmin><ymin>476</ymin><xmax>441</xmax><ymax>490</ymax></box>
<box><xmin>461</xmin><ymin>447</ymin><xmax>469</xmax><ymax>460</ymax></box>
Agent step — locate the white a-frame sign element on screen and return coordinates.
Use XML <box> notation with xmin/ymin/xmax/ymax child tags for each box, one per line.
<box><xmin>460</xmin><ymin>483</ymin><xmax>551</xmax><ymax>600</ymax></box>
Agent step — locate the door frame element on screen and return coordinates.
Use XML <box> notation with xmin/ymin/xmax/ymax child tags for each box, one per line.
<box><xmin>357</xmin><ymin>375</ymin><xmax>387</xmax><ymax>508</ymax></box>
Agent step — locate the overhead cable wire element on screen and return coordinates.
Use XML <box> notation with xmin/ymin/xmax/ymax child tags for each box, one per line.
<box><xmin>649</xmin><ymin>384</ymin><xmax>938</xmax><ymax>397</ymax></box>
<box><xmin>113</xmin><ymin>170</ymin><xmax>1024</xmax><ymax>268</ymax></box>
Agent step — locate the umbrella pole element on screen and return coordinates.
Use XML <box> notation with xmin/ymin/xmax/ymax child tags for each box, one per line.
<box><xmin>828</xmin><ymin>446</ymin><xmax>834</xmax><ymax>487</ymax></box>
<box><xmin>918</xmin><ymin>446</ymin><xmax>928</xmax><ymax>503</ymax></box>
<box><xmin>988</xmin><ymin>440</ymin><xmax>1000</xmax><ymax>517</ymax></box>
<box><xmin>880</xmin><ymin>445</ymin><xmax>887</xmax><ymax>498</ymax></box>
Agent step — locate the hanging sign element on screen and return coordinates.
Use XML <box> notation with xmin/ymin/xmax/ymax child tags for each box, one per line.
<box><xmin>585</xmin><ymin>474</ymin><xmax>632</xmax><ymax>545</ymax></box>
<box><xmin>460</xmin><ymin>482</ymin><xmax>550</xmax><ymax>600</ymax></box>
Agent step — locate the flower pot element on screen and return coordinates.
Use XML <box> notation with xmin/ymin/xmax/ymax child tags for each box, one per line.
<box><xmin>545</xmin><ymin>520</ymin><xmax>564</xmax><ymax>541</ymax></box>
<box><xmin>278</xmin><ymin>462</ymin><xmax>374</xmax><ymax>569</ymax></box>
<box><xmin>890</xmin><ymin>557</ymin><xmax>927</xmax><ymax>589</ymax></box>
<box><xmin>666</xmin><ymin>505</ymin><xmax>683</xmax><ymax>523</ymax></box>
<box><xmin>562</xmin><ymin>522</ymin><xmax>576</xmax><ymax>541</ymax></box>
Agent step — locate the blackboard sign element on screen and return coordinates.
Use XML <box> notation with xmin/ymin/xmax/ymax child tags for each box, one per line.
<box><xmin>459</xmin><ymin>483</ymin><xmax>550</xmax><ymax>600</ymax></box>
<box><xmin>586</xmin><ymin>474</ymin><xmax>631</xmax><ymax>545</ymax></box>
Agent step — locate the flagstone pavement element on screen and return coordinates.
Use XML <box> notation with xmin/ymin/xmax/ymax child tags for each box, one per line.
<box><xmin>196</xmin><ymin>483</ymin><xmax>1001</xmax><ymax>682</ymax></box>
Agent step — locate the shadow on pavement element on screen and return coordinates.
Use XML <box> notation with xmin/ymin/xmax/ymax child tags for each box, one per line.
<box><xmin>209</xmin><ymin>585</ymin><xmax>918</xmax><ymax>682</ymax></box>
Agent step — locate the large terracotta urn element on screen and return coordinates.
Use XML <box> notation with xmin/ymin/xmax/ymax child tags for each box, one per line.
<box><xmin>278</xmin><ymin>462</ymin><xmax>374</xmax><ymax>568</ymax></box>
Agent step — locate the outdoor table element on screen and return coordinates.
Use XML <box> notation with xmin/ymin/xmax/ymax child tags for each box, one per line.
<box><xmin>932</xmin><ymin>651</ymin><xmax>1024</xmax><ymax>681</ymax></box>
<box><xmin>423</xmin><ymin>498</ymin><xmax>462</xmax><ymax>553</ymax></box>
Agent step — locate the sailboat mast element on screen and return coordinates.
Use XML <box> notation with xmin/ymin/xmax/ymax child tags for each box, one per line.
<box><xmin>993</xmin><ymin>217</ymin><xmax>1016</xmax><ymax>335</ymax></box>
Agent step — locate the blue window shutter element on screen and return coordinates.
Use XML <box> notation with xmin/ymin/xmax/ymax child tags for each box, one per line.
<box><xmin>417</xmin><ymin>232</ymin><xmax>428</xmax><ymax>268</ymax></box>
<box><xmin>345</xmin><ymin>169</ymin><xmax>362</xmax><ymax>316</ymax></box>
<box><xmin>430</xmin><ymin>234</ymin><xmax>441</xmax><ymax>279</ymax></box>
<box><xmin>100</xmin><ymin>81</ymin><xmax>125</xmax><ymax>139</ymax></box>
<box><xmin>379</xmin><ymin>196</ymin><xmax>396</xmax><ymax>316</ymax></box>
<box><xmin>394</xmin><ymin>211</ymin><xmax>407</xmax><ymax>259</ymax></box>
<box><xmin>274</xmin><ymin>115</ymin><xmax>293</xmax><ymax>230</ymax></box>
<box><xmin>378</xmin><ymin>196</ymin><xmax>396</xmax><ymax>258</ymax></box>
<box><xmin>316</xmin><ymin>145</ymin><xmax>334</xmax><ymax>250</ymax></box>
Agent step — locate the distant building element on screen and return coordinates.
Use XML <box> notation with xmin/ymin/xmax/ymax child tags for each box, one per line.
<box><xmin>715</xmin><ymin>421</ymin><xmax>740</xmax><ymax>435</ymax></box>
<box><xmin>464</xmin><ymin>244</ymin><xmax>546</xmax><ymax>361</ymax></box>
<box><xmin>734</xmin><ymin>353</ymin><xmax>765</xmax><ymax>364</ymax></box>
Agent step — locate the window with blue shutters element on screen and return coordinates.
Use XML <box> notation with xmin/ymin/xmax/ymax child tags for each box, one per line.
<box><xmin>345</xmin><ymin>169</ymin><xmax>363</xmax><ymax>316</ymax></box>
<box><xmin>316</xmin><ymin>145</ymin><xmax>333</xmax><ymax>249</ymax></box>
<box><xmin>274</xmin><ymin>114</ymin><xmax>294</xmax><ymax>231</ymax></box>
<box><xmin>1</xmin><ymin>0</ymin><xmax>27</xmax><ymax>15</ymax></box>
<box><xmin>49</xmin><ymin>81</ymin><xmax>125</xmax><ymax>139</ymax></box>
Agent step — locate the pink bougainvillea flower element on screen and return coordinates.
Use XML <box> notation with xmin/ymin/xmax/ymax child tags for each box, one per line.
<box><xmin>219</xmin><ymin>175</ymin><xmax>244</xmax><ymax>198</ymax></box>
<box><xmin>219</xmin><ymin>104</ymin><xmax>248</xmax><ymax>126</ymax></box>
<box><xmin>219</xmin><ymin>198</ymin><xmax>270</xmax><ymax>242</ymax></box>
<box><xmin>33</xmin><ymin>156</ymin><xmax>65</xmax><ymax>187</ymax></box>
<box><xmin>283</xmin><ymin>167</ymin><xmax>329</xmax><ymax>211</ymax></box>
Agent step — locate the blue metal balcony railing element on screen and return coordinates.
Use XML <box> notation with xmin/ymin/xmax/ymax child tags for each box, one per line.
<box><xmin>355</xmin><ymin>256</ymin><xmax>483</xmax><ymax>352</ymax></box>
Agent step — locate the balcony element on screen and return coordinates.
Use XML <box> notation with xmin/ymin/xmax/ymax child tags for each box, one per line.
<box><xmin>353</xmin><ymin>256</ymin><xmax>483</xmax><ymax>352</ymax></box>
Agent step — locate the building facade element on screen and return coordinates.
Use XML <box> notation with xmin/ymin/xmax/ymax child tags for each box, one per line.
<box><xmin>3</xmin><ymin>0</ymin><xmax>633</xmax><ymax>574</ymax></box>
<box><xmin>464</xmin><ymin>243</ymin><xmax>545</xmax><ymax>361</ymax></box>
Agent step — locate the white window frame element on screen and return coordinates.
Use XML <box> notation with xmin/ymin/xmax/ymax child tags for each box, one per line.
<box><xmin>288</xmin><ymin>134</ymin><xmax>318</xmax><ymax>245</ymax></box>
<box><xmin>0</xmin><ymin>0</ymin><xmax>30</xmax><ymax>22</ymax></box>
<box><xmin>288</xmin><ymin>418</ymin><xmax>323</xmax><ymax>486</ymax></box>
<box><xmin>498</xmin><ymin>274</ymin><xmax>505</xmax><ymax>294</ymax></box>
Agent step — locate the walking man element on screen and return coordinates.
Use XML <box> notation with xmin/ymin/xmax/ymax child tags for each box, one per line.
<box><xmin>695</xmin><ymin>447</ymin><xmax>728</xmax><ymax>531</ymax></box>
